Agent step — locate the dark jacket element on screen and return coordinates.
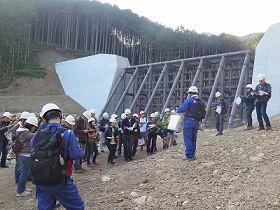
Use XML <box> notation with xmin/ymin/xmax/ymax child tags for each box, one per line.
<box><xmin>16</xmin><ymin>127</ymin><xmax>35</xmax><ymax>154</ymax></box>
<box><xmin>212</xmin><ymin>98</ymin><xmax>228</xmax><ymax>115</ymax></box>
<box><xmin>104</xmin><ymin>126</ymin><xmax>119</xmax><ymax>144</ymax></box>
<box><xmin>98</xmin><ymin>118</ymin><xmax>110</xmax><ymax>132</ymax></box>
<box><xmin>0</xmin><ymin>120</ymin><xmax>9</xmax><ymax>142</ymax></box>
<box><xmin>254</xmin><ymin>82</ymin><xmax>272</xmax><ymax>102</ymax></box>
<box><xmin>73</xmin><ymin>116</ymin><xmax>88</xmax><ymax>143</ymax></box>
<box><xmin>241</xmin><ymin>90</ymin><xmax>255</xmax><ymax>111</ymax></box>
<box><xmin>122</xmin><ymin>117</ymin><xmax>137</xmax><ymax>136</ymax></box>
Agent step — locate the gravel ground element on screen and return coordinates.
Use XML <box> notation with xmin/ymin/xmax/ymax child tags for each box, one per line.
<box><xmin>1</xmin><ymin>115</ymin><xmax>280</xmax><ymax>210</ymax></box>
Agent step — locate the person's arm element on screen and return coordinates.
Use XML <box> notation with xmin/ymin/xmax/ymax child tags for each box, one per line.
<box><xmin>0</xmin><ymin>125</ymin><xmax>9</xmax><ymax>134</ymax></box>
<box><xmin>66</xmin><ymin>130</ymin><xmax>84</xmax><ymax>160</ymax></box>
<box><xmin>177</xmin><ymin>99</ymin><xmax>188</xmax><ymax>113</ymax></box>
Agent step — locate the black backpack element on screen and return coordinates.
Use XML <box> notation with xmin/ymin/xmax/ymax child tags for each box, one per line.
<box><xmin>185</xmin><ymin>98</ymin><xmax>206</xmax><ymax>121</ymax></box>
<box><xmin>30</xmin><ymin>127</ymin><xmax>67</xmax><ymax>186</ymax></box>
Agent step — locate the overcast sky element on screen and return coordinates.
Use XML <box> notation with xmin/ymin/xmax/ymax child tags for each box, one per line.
<box><xmin>97</xmin><ymin>0</ymin><xmax>280</xmax><ymax>36</ymax></box>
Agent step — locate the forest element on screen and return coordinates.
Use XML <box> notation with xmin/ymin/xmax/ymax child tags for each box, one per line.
<box><xmin>0</xmin><ymin>0</ymin><xmax>263</xmax><ymax>88</ymax></box>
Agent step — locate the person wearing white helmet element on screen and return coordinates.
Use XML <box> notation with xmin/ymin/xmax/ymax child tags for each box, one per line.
<box><xmin>0</xmin><ymin>111</ymin><xmax>12</xmax><ymax>168</ymax></box>
<box><xmin>15</xmin><ymin>116</ymin><xmax>38</xmax><ymax>197</ymax></box>
<box><xmin>211</xmin><ymin>92</ymin><xmax>228</xmax><ymax>136</ymax></box>
<box><xmin>30</xmin><ymin>103</ymin><xmax>84</xmax><ymax>209</ymax></box>
<box><xmin>87</xmin><ymin>118</ymin><xmax>100</xmax><ymax>167</ymax></box>
<box><xmin>11</xmin><ymin>111</ymin><xmax>30</xmax><ymax>183</ymax></box>
<box><xmin>63</xmin><ymin>115</ymin><xmax>75</xmax><ymax>129</ymax></box>
<box><xmin>139</xmin><ymin>111</ymin><xmax>148</xmax><ymax>151</ymax></box>
<box><xmin>131</xmin><ymin>113</ymin><xmax>141</xmax><ymax>159</ymax></box>
<box><xmin>116</xmin><ymin>113</ymin><xmax>126</xmax><ymax>156</ymax></box>
<box><xmin>122</xmin><ymin>108</ymin><xmax>137</xmax><ymax>161</ymax></box>
<box><xmin>73</xmin><ymin>110</ymin><xmax>94</xmax><ymax>172</ymax></box>
<box><xmin>158</xmin><ymin>107</ymin><xmax>174</xmax><ymax>149</ymax></box>
<box><xmin>252</xmin><ymin>73</ymin><xmax>272</xmax><ymax>130</ymax></box>
<box><xmin>177</xmin><ymin>86</ymin><xmax>202</xmax><ymax>161</ymax></box>
<box><xmin>239</xmin><ymin>84</ymin><xmax>255</xmax><ymax>131</ymax></box>
<box><xmin>105</xmin><ymin>118</ymin><xmax>119</xmax><ymax>165</ymax></box>
<box><xmin>146</xmin><ymin>113</ymin><xmax>160</xmax><ymax>155</ymax></box>
<box><xmin>98</xmin><ymin>112</ymin><xmax>110</xmax><ymax>153</ymax></box>
<box><xmin>90</xmin><ymin>109</ymin><xmax>96</xmax><ymax>118</ymax></box>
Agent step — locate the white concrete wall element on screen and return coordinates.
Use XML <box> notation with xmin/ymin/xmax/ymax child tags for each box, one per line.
<box><xmin>55</xmin><ymin>54</ymin><xmax>130</xmax><ymax>118</ymax></box>
<box><xmin>253</xmin><ymin>22</ymin><xmax>280</xmax><ymax>119</ymax></box>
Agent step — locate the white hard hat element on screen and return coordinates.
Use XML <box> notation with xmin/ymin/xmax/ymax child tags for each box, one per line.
<box><xmin>90</xmin><ymin>109</ymin><xmax>95</xmax><ymax>114</ymax></box>
<box><xmin>41</xmin><ymin>103</ymin><xmax>61</xmax><ymax>119</ymax></box>
<box><xmin>88</xmin><ymin>117</ymin><xmax>96</xmax><ymax>123</ymax></box>
<box><xmin>109</xmin><ymin>118</ymin><xmax>116</xmax><ymax>123</ymax></box>
<box><xmin>150</xmin><ymin>113</ymin><xmax>156</xmax><ymax>118</ymax></box>
<box><xmin>65</xmin><ymin>115</ymin><xmax>75</xmax><ymax>125</ymax></box>
<box><xmin>30</xmin><ymin>113</ymin><xmax>36</xmax><ymax>117</ymax></box>
<box><xmin>258</xmin><ymin>74</ymin><xmax>265</xmax><ymax>81</ymax></box>
<box><xmin>154</xmin><ymin>111</ymin><xmax>159</xmax><ymax>117</ymax></box>
<box><xmin>83</xmin><ymin>111</ymin><xmax>91</xmax><ymax>119</ymax></box>
<box><xmin>188</xmin><ymin>86</ymin><xmax>198</xmax><ymax>93</ymax></box>
<box><xmin>102</xmin><ymin>112</ymin><xmax>109</xmax><ymax>119</ymax></box>
<box><xmin>124</xmin><ymin>109</ymin><xmax>131</xmax><ymax>115</ymax></box>
<box><xmin>3</xmin><ymin>112</ymin><xmax>12</xmax><ymax>119</ymax></box>
<box><xmin>20</xmin><ymin>111</ymin><xmax>30</xmax><ymax>120</ymax></box>
<box><xmin>140</xmin><ymin>111</ymin><xmax>145</xmax><ymax>115</ymax></box>
<box><xmin>121</xmin><ymin>113</ymin><xmax>126</xmax><ymax>119</ymax></box>
<box><xmin>246</xmin><ymin>84</ymin><xmax>253</xmax><ymax>89</ymax></box>
<box><xmin>111</xmin><ymin>114</ymin><xmax>118</xmax><ymax>119</ymax></box>
<box><xmin>215</xmin><ymin>92</ymin><xmax>222</xmax><ymax>98</ymax></box>
<box><xmin>133</xmin><ymin>113</ymin><xmax>139</xmax><ymax>118</ymax></box>
<box><xmin>26</xmin><ymin>116</ymin><xmax>38</xmax><ymax>127</ymax></box>
<box><xmin>164</xmin><ymin>108</ymin><xmax>170</xmax><ymax>113</ymax></box>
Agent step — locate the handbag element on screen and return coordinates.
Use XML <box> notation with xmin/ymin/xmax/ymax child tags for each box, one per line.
<box><xmin>11</xmin><ymin>133</ymin><xmax>23</xmax><ymax>153</ymax></box>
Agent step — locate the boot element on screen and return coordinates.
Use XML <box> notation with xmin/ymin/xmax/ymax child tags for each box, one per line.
<box><xmin>244</xmin><ymin>126</ymin><xmax>253</xmax><ymax>131</ymax></box>
<box><xmin>257</xmin><ymin>127</ymin><xmax>265</xmax><ymax>131</ymax></box>
<box><xmin>266</xmin><ymin>126</ymin><xmax>272</xmax><ymax>130</ymax></box>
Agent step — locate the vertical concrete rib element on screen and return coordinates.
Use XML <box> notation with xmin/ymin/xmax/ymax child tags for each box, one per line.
<box><xmin>130</xmin><ymin>65</ymin><xmax>152</xmax><ymax>111</ymax></box>
<box><xmin>228</xmin><ymin>52</ymin><xmax>250</xmax><ymax>128</ymax></box>
<box><xmin>144</xmin><ymin>63</ymin><xmax>168</xmax><ymax>113</ymax></box>
<box><xmin>99</xmin><ymin>69</ymin><xmax>126</xmax><ymax>118</ymax></box>
<box><xmin>201</xmin><ymin>56</ymin><xmax>225</xmax><ymax>130</ymax></box>
<box><xmin>113</xmin><ymin>67</ymin><xmax>139</xmax><ymax>114</ymax></box>
<box><xmin>161</xmin><ymin>61</ymin><xmax>184</xmax><ymax>114</ymax></box>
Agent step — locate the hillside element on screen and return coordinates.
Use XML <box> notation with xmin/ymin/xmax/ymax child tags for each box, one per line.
<box><xmin>1</xmin><ymin>114</ymin><xmax>279</xmax><ymax>209</ymax></box>
<box><xmin>0</xmin><ymin>51</ymin><xmax>86</xmax><ymax>115</ymax></box>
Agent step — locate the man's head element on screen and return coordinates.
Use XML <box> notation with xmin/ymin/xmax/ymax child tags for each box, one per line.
<box><xmin>246</xmin><ymin>84</ymin><xmax>253</xmax><ymax>92</ymax></box>
<box><xmin>188</xmin><ymin>86</ymin><xmax>198</xmax><ymax>96</ymax></box>
<box><xmin>65</xmin><ymin>115</ymin><xmax>75</xmax><ymax>129</ymax></box>
<box><xmin>2</xmin><ymin>112</ymin><xmax>11</xmax><ymax>123</ymax></box>
<box><xmin>140</xmin><ymin>111</ymin><xmax>145</xmax><ymax>118</ymax></box>
<box><xmin>109</xmin><ymin>118</ymin><xmax>116</xmax><ymax>127</ymax></box>
<box><xmin>215</xmin><ymin>92</ymin><xmax>222</xmax><ymax>100</ymax></box>
<box><xmin>124</xmin><ymin>109</ymin><xmax>132</xmax><ymax>119</ymax></box>
<box><xmin>25</xmin><ymin>116</ymin><xmax>38</xmax><ymax>132</ymax></box>
<box><xmin>90</xmin><ymin>109</ymin><xmax>96</xmax><ymax>117</ymax></box>
<box><xmin>82</xmin><ymin>111</ymin><xmax>91</xmax><ymax>123</ymax></box>
<box><xmin>41</xmin><ymin>103</ymin><xmax>62</xmax><ymax>123</ymax></box>
<box><xmin>258</xmin><ymin>74</ymin><xmax>265</xmax><ymax>85</ymax></box>
<box><xmin>102</xmin><ymin>112</ymin><xmax>109</xmax><ymax>120</ymax></box>
<box><xmin>164</xmin><ymin>108</ymin><xmax>171</xmax><ymax>116</ymax></box>
<box><xmin>19</xmin><ymin>111</ymin><xmax>30</xmax><ymax>126</ymax></box>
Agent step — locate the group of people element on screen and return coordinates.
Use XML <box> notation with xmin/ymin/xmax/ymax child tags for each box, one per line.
<box><xmin>211</xmin><ymin>73</ymin><xmax>272</xmax><ymax>136</ymax></box>
<box><xmin>0</xmin><ymin>73</ymin><xmax>272</xmax><ymax>209</ymax></box>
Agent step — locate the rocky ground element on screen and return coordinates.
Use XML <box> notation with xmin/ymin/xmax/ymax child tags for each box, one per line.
<box><xmin>1</xmin><ymin>115</ymin><xmax>280</xmax><ymax>210</ymax></box>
